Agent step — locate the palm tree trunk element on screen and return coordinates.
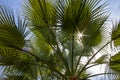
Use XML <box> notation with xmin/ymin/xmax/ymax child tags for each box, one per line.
<box><xmin>70</xmin><ymin>77</ymin><xmax>77</xmax><ymax>80</ymax></box>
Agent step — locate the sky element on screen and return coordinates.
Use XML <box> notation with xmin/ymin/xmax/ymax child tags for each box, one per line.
<box><xmin>108</xmin><ymin>0</ymin><xmax>120</xmax><ymax>21</ymax></box>
<box><xmin>0</xmin><ymin>0</ymin><xmax>120</xmax><ymax>79</ymax></box>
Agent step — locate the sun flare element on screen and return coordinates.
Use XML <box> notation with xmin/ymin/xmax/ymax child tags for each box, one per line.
<box><xmin>78</xmin><ymin>33</ymin><xmax>83</xmax><ymax>38</ymax></box>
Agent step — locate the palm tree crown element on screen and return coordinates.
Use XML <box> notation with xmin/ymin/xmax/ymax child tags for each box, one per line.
<box><xmin>0</xmin><ymin>0</ymin><xmax>120</xmax><ymax>80</ymax></box>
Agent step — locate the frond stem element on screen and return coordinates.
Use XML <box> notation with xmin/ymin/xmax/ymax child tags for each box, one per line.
<box><xmin>81</xmin><ymin>73</ymin><xmax>117</xmax><ymax>80</ymax></box>
<box><xmin>8</xmin><ymin>45</ymin><xmax>67</xmax><ymax>79</ymax></box>
<box><xmin>76</xmin><ymin>40</ymin><xmax>112</xmax><ymax>78</ymax></box>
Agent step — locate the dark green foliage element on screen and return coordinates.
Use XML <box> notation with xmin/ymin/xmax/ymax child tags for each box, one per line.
<box><xmin>110</xmin><ymin>52</ymin><xmax>120</xmax><ymax>72</ymax></box>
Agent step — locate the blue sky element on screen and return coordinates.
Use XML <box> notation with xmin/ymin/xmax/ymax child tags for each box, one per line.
<box><xmin>108</xmin><ymin>0</ymin><xmax>120</xmax><ymax>21</ymax></box>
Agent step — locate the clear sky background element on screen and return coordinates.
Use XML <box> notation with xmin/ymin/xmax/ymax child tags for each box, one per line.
<box><xmin>0</xmin><ymin>0</ymin><xmax>120</xmax><ymax>79</ymax></box>
<box><xmin>108</xmin><ymin>0</ymin><xmax>120</xmax><ymax>22</ymax></box>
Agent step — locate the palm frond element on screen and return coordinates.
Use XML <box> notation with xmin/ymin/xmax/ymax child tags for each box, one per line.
<box><xmin>0</xmin><ymin>4</ymin><xmax>16</xmax><ymax>26</ymax></box>
<box><xmin>0</xmin><ymin>4</ymin><xmax>29</xmax><ymax>48</ymax></box>
<box><xmin>23</xmin><ymin>0</ymin><xmax>57</xmax><ymax>45</ymax></box>
<box><xmin>0</xmin><ymin>0</ymin><xmax>115</xmax><ymax>79</ymax></box>
<box><xmin>93</xmin><ymin>54</ymin><xmax>109</xmax><ymax>64</ymax></box>
<box><xmin>55</xmin><ymin>0</ymin><xmax>108</xmax><ymax>47</ymax></box>
<box><xmin>112</xmin><ymin>21</ymin><xmax>120</xmax><ymax>46</ymax></box>
<box><xmin>1</xmin><ymin>75</ymin><xmax>31</xmax><ymax>80</ymax></box>
<box><xmin>110</xmin><ymin>52</ymin><xmax>120</xmax><ymax>72</ymax></box>
<box><xmin>0</xmin><ymin>47</ymin><xmax>19</xmax><ymax>66</ymax></box>
<box><xmin>0</xmin><ymin>47</ymin><xmax>38</xmax><ymax>79</ymax></box>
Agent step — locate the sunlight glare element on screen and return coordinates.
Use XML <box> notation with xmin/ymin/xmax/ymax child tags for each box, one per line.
<box><xmin>78</xmin><ymin>33</ymin><xmax>83</xmax><ymax>38</ymax></box>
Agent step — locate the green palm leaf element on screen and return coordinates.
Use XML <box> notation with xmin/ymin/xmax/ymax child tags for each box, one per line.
<box><xmin>112</xmin><ymin>22</ymin><xmax>120</xmax><ymax>46</ymax></box>
<box><xmin>2</xmin><ymin>75</ymin><xmax>31</xmax><ymax>80</ymax></box>
<box><xmin>0</xmin><ymin>4</ymin><xmax>29</xmax><ymax>48</ymax></box>
<box><xmin>55</xmin><ymin>0</ymin><xmax>108</xmax><ymax>46</ymax></box>
<box><xmin>0</xmin><ymin>47</ymin><xmax>19</xmax><ymax>66</ymax></box>
<box><xmin>110</xmin><ymin>52</ymin><xmax>120</xmax><ymax>72</ymax></box>
<box><xmin>0</xmin><ymin>47</ymin><xmax>38</xmax><ymax>79</ymax></box>
<box><xmin>23</xmin><ymin>0</ymin><xmax>56</xmax><ymax>45</ymax></box>
<box><xmin>93</xmin><ymin>54</ymin><xmax>108</xmax><ymax>64</ymax></box>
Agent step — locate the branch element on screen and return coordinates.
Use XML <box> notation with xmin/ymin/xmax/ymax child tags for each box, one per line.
<box><xmin>81</xmin><ymin>73</ymin><xmax>118</xmax><ymax>80</ymax></box>
<box><xmin>76</xmin><ymin>40</ymin><xmax>112</xmax><ymax>78</ymax></box>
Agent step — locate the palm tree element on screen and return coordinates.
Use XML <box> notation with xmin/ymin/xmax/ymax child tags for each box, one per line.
<box><xmin>0</xmin><ymin>0</ymin><xmax>120</xmax><ymax>80</ymax></box>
